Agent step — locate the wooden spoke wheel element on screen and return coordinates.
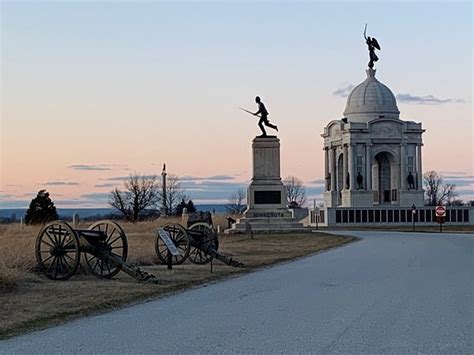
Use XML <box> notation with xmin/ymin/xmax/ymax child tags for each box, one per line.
<box><xmin>188</xmin><ymin>222</ymin><xmax>218</xmax><ymax>265</ymax></box>
<box><xmin>155</xmin><ymin>223</ymin><xmax>190</xmax><ymax>265</ymax></box>
<box><xmin>84</xmin><ymin>220</ymin><xmax>128</xmax><ymax>278</ymax></box>
<box><xmin>35</xmin><ymin>221</ymin><xmax>80</xmax><ymax>280</ymax></box>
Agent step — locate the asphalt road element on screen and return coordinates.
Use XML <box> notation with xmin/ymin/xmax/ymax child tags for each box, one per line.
<box><xmin>2</xmin><ymin>231</ymin><xmax>473</xmax><ymax>354</ymax></box>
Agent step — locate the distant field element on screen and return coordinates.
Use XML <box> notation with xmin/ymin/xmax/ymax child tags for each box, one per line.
<box><xmin>0</xmin><ymin>217</ymin><xmax>355</xmax><ymax>339</ymax></box>
<box><xmin>0</xmin><ymin>205</ymin><xmax>229</xmax><ymax>219</ymax></box>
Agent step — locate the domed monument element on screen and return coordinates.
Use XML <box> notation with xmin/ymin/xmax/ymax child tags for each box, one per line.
<box><xmin>322</xmin><ymin>31</ymin><xmax>425</xmax><ymax>209</ymax></box>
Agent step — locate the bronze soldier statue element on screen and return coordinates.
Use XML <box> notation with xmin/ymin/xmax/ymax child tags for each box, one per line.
<box><xmin>407</xmin><ymin>171</ymin><xmax>415</xmax><ymax>190</ymax></box>
<box><xmin>357</xmin><ymin>172</ymin><xmax>364</xmax><ymax>189</ymax></box>
<box><xmin>240</xmin><ymin>96</ymin><xmax>279</xmax><ymax>137</ymax></box>
<box><xmin>253</xmin><ymin>96</ymin><xmax>278</xmax><ymax>137</ymax></box>
<box><xmin>364</xmin><ymin>24</ymin><xmax>380</xmax><ymax>69</ymax></box>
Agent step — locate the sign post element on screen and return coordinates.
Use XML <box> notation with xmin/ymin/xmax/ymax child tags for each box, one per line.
<box><xmin>411</xmin><ymin>204</ymin><xmax>417</xmax><ymax>231</ymax></box>
<box><xmin>435</xmin><ymin>206</ymin><xmax>446</xmax><ymax>233</ymax></box>
<box><xmin>157</xmin><ymin>228</ymin><xmax>181</xmax><ymax>270</ymax></box>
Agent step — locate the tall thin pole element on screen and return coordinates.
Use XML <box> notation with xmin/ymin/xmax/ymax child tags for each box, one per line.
<box><xmin>161</xmin><ymin>163</ymin><xmax>167</xmax><ymax>216</ymax></box>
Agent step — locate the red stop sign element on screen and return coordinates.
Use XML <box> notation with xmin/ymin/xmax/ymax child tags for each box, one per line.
<box><xmin>436</xmin><ymin>206</ymin><xmax>446</xmax><ymax>217</ymax></box>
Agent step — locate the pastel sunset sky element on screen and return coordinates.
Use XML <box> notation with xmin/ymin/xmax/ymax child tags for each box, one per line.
<box><xmin>1</xmin><ymin>0</ymin><xmax>472</xmax><ymax>208</ymax></box>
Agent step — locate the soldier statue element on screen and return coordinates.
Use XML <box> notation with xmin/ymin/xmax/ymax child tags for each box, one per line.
<box><xmin>357</xmin><ymin>172</ymin><xmax>364</xmax><ymax>189</ymax></box>
<box><xmin>240</xmin><ymin>96</ymin><xmax>279</xmax><ymax>137</ymax></box>
<box><xmin>253</xmin><ymin>96</ymin><xmax>278</xmax><ymax>137</ymax></box>
<box><xmin>407</xmin><ymin>171</ymin><xmax>415</xmax><ymax>190</ymax></box>
<box><xmin>364</xmin><ymin>24</ymin><xmax>380</xmax><ymax>69</ymax></box>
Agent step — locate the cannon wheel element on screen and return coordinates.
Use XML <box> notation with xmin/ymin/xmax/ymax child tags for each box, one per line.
<box><xmin>155</xmin><ymin>223</ymin><xmax>190</xmax><ymax>265</ymax></box>
<box><xmin>84</xmin><ymin>220</ymin><xmax>128</xmax><ymax>278</ymax></box>
<box><xmin>35</xmin><ymin>221</ymin><xmax>80</xmax><ymax>280</ymax></box>
<box><xmin>188</xmin><ymin>222</ymin><xmax>218</xmax><ymax>265</ymax></box>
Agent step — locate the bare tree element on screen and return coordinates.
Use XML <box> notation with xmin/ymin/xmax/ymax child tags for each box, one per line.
<box><xmin>159</xmin><ymin>174</ymin><xmax>187</xmax><ymax>216</ymax></box>
<box><xmin>423</xmin><ymin>170</ymin><xmax>458</xmax><ymax>206</ymax></box>
<box><xmin>226</xmin><ymin>188</ymin><xmax>247</xmax><ymax>215</ymax></box>
<box><xmin>284</xmin><ymin>176</ymin><xmax>307</xmax><ymax>208</ymax></box>
<box><xmin>110</xmin><ymin>173</ymin><xmax>160</xmax><ymax>221</ymax></box>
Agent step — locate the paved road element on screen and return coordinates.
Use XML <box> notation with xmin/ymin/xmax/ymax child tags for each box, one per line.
<box><xmin>2</xmin><ymin>231</ymin><xmax>473</xmax><ymax>354</ymax></box>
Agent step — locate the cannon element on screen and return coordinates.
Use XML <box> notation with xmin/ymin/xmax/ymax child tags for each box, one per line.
<box><xmin>35</xmin><ymin>220</ymin><xmax>156</xmax><ymax>282</ymax></box>
<box><xmin>154</xmin><ymin>221</ymin><xmax>244</xmax><ymax>268</ymax></box>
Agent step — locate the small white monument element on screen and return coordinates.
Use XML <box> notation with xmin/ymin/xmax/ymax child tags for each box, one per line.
<box><xmin>227</xmin><ymin>136</ymin><xmax>305</xmax><ymax>233</ymax></box>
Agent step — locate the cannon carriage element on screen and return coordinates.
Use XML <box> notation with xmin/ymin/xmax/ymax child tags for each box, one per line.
<box><xmin>35</xmin><ymin>220</ymin><xmax>155</xmax><ymax>282</ymax></box>
<box><xmin>155</xmin><ymin>212</ymin><xmax>243</xmax><ymax>268</ymax></box>
<box><xmin>35</xmin><ymin>213</ymin><xmax>243</xmax><ymax>282</ymax></box>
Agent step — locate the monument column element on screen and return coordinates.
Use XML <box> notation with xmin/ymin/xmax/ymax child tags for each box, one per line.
<box><xmin>348</xmin><ymin>144</ymin><xmax>355</xmax><ymax>190</ymax></box>
<box><xmin>342</xmin><ymin>145</ymin><xmax>348</xmax><ymax>190</ymax></box>
<box><xmin>324</xmin><ymin>148</ymin><xmax>329</xmax><ymax>190</ymax></box>
<box><xmin>365</xmin><ymin>143</ymin><xmax>372</xmax><ymax>190</ymax></box>
<box><xmin>330</xmin><ymin>147</ymin><xmax>336</xmax><ymax>191</ymax></box>
<box><xmin>227</xmin><ymin>135</ymin><xmax>305</xmax><ymax>233</ymax></box>
<box><xmin>243</xmin><ymin>136</ymin><xmax>291</xmax><ymax>218</ymax></box>
<box><xmin>400</xmin><ymin>144</ymin><xmax>407</xmax><ymax>190</ymax></box>
<box><xmin>416</xmin><ymin>144</ymin><xmax>423</xmax><ymax>189</ymax></box>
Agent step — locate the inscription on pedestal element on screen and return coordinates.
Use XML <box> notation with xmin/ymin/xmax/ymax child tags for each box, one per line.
<box><xmin>254</xmin><ymin>191</ymin><xmax>281</xmax><ymax>204</ymax></box>
<box><xmin>253</xmin><ymin>212</ymin><xmax>285</xmax><ymax>218</ymax></box>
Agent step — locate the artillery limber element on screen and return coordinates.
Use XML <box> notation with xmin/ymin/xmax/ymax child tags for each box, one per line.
<box><xmin>155</xmin><ymin>212</ymin><xmax>244</xmax><ymax>268</ymax></box>
<box><xmin>35</xmin><ymin>220</ymin><xmax>155</xmax><ymax>282</ymax></box>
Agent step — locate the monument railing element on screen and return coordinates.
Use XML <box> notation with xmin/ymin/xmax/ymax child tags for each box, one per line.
<box><xmin>308</xmin><ymin>206</ymin><xmax>472</xmax><ymax>227</ymax></box>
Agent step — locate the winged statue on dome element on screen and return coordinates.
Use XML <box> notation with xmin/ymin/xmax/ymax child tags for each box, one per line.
<box><xmin>364</xmin><ymin>24</ymin><xmax>381</xmax><ymax>68</ymax></box>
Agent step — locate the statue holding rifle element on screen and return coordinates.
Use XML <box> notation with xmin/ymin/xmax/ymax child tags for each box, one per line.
<box><xmin>364</xmin><ymin>24</ymin><xmax>381</xmax><ymax>69</ymax></box>
<box><xmin>240</xmin><ymin>96</ymin><xmax>279</xmax><ymax>137</ymax></box>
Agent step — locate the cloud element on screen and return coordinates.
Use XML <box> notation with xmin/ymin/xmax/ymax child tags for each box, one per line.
<box><xmin>181</xmin><ymin>175</ymin><xmax>236</xmax><ymax>181</ymax></box>
<box><xmin>0</xmin><ymin>193</ymin><xmax>14</xmax><ymax>199</ymax></box>
<box><xmin>332</xmin><ymin>85</ymin><xmax>464</xmax><ymax>105</ymax></box>
<box><xmin>105</xmin><ymin>176</ymin><xmax>130</xmax><ymax>181</ymax></box>
<box><xmin>105</xmin><ymin>174</ymin><xmax>160</xmax><ymax>181</ymax></box>
<box><xmin>332</xmin><ymin>84</ymin><xmax>355</xmax><ymax>98</ymax></box>
<box><xmin>0</xmin><ymin>199</ymin><xmax>30</xmax><ymax>208</ymax></box>
<box><xmin>80</xmin><ymin>192</ymin><xmax>110</xmax><ymax>200</ymax></box>
<box><xmin>182</xmin><ymin>181</ymin><xmax>247</xmax><ymax>201</ymax></box>
<box><xmin>95</xmin><ymin>183</ymin><xmax>116</xmax><ymax>188</ymax></box>
<box><xmin>180</xmin><ymin>175</ymin><xmax>234</xmax><ymax>181</ymax></box>
<box><xmin>396</xmin><ymin>93</ymin><xmax>464</xmax><ymax>105</ymax></box>
<box><xmin>308</xmin><ymin>179</ymin><xmax>325</xmax><ymax>185</ymax></box>
<box><xmin>68</xmin><ymin>164</ymin><xmax>128</xmax><ymax>171</ymax></box>
<box><xmin>435</xmin><ymin>171</ymin><xmax>474</xmax><ymax>188</ymax></box>
<box><xmin>43</xmin><ymin>181</ymin><xmax>80</xmax><ymax>186</ymax></box>
<box><xmin>68</xmin><ymin>164</ymin><xmax>111</xmax><ymax>171</ymax></box>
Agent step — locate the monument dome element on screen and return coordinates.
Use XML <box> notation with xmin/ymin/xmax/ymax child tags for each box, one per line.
<box><xmin>343</xmin><ymin>68</ymin><xmax>399</xmax><ymax>122</ymax></box>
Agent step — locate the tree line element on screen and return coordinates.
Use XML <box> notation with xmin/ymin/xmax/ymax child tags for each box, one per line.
<box><xmin>23</xmin><ymin>170</ymin><xmax>466</xmax><ymax>224</ymax></box>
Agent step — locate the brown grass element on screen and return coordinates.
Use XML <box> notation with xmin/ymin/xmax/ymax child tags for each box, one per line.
<box><xmin>0</xmin><ymin>217</ymin><xmax>355</xmax><ymax>339</ymax></box>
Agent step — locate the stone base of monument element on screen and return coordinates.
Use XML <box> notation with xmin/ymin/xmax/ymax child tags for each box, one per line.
<box><xmin>225</xmin><ymin>136</ymin><xmax>306</xmax><ymax>234</ymax></box>
<box><xmin>341</xmin><ymin>190</ymin><xmax>373</xmax><ymax>207</ymax></box>
<box><xmin>323</xmin><ymin>191</ymin><xmax>338</xmax><ymax>207</ymax></box>
<box><xmin>225</xmin><ymin>216</ymin><xmax>308</xmax><ymax>234</ymax></box>
<box><xmin>399</xmin><ymin>189</ymin><xmax>425</xmax><ymax>206</ymax></box>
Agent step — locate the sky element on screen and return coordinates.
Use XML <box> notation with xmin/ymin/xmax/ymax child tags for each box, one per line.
<box><xmin>1</xmin><ymin>0</ymin><xmax>472</xmax><ymax>208</ymax></box>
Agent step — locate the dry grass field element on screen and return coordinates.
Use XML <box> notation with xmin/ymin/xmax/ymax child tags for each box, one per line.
<box><xmin>0</xmin><ymin>216</ymin><xmax>356</xmax><ymax>339</ymax></box>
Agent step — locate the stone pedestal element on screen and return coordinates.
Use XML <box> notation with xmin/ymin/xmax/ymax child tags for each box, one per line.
<box><xmin>324</xmin><ymin>191</ymin><xmax>338</xmax><ymax>207</ymax></box>
<box><xmin>399</xmin><ymin>189</ymin><xmax>425</xmax><ymax>207</ymax></box>
<box><xmin>226</xmin><ymin>136</ymin><xmax>306</xmax><ymax>234</ymax></box>
<box><xmin>341</xmin><ymin>190</ymin><xmax>374</xmax><ymax>207</ymax></box>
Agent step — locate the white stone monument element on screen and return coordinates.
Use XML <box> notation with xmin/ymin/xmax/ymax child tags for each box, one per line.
<box><xmin>322</xmin><ymin>68</ymin><xmax>425</xmax><ymax>208</ymax></box>
<box><xmin>227</xmin><ymin>136</ymin><xmax>305</xmax><ymax>233</ymax></box>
